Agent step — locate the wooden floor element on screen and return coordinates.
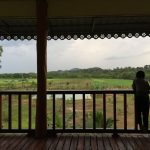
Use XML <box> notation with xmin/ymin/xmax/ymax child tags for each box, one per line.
<box><xmin>0</xmin><ymin>133</ymin><xmax>150</xmax><ymax>150</ymax></box>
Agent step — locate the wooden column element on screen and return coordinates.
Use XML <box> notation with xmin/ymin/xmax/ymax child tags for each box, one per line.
<box><xmin>35</xmin><ymin>0</ymin><xmax>48</xmax><ymax>137</ymax></box>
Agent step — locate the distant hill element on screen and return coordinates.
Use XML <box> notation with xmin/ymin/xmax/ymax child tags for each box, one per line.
<box><xmin>70</xmin><ymin>68</ymin><xmax>80</xmax><ymax>71</ymax></box>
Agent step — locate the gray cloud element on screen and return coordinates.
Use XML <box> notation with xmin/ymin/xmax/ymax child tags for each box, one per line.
<box><xmin>106</xmin><ymin>55</ymin><xmax>131</xmax><ymax>60</ymax></box>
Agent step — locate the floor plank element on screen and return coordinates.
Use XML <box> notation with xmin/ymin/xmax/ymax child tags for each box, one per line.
<box><xmin>120</xmin><ymin>135</ymin><xmax>133</xmax><ymax>150</ymax></box>
<box><xmin>108</xmin><ymin>136</ymin><xmax>119</xmax><ymax>150</ymax></box>
<box><xmin>55</xmin><ymin>134</ymin><xmax>66</xmax><ymax>150</ymax></box>
<box><xmin>21</xmin><ymin>136</ymin><xmax>35</xmax><ymax>150</ymax></box>
<box><xmin>76</xmin><ymin>134</ymin><xmax>84</xmax><ymax>150</ymax></box>
<box><xmin>14</xmin><ymin>136</ymin><xmax>33</xmax><ymax>150</ymax></box>
<box><xmin>91</xmin><ymin>134</ymin><xmax>98</xmax><ymax>150</ymax></box>
<box><xmin>103</xmin><ymin>135</ymin><xmax>112</xmax><ymax>150</ymax></box>
<box><xmin>126</xmin><ymin>135</ymin><xmax>138</xmax><ymax>150</ymax></box>
<box><xmin>49</xmin><ymin>134</ymin><xmax>61</xmax><ymax>150</ymax></box>
<box><xmin>115</xmin><ymin>135</ymin><xmax>126</xmax><ymax>150</ymax></box>
<box><xmin>137</xmin><ymin>135</ymin><xmax>150</xmax><ymax>150</ymax></box>
<box><xmin>0</xmin><ymin>135</ymin><xmax>13</xmax><ymax>149</ymax></box>
<box><xmin>69</xmin><ymin>134</ymin><xmax>78</xmax><ymax>150</ymax></box>
<box><xmin>97</xmin><ymin>134</ymin><xmax>105</xmax><ymax>150</ymax></box>
<box><xmin>3</xmin><ymin>134</ymin><xmax>18</xmax><ymax>149</ymax></box>
<box><xmin>84</xmin><ymin>135</ymin><xmax>91</xmax><ymax>150</ymax></box>
<box><xmin>0</xmin><ymin>133</ymin><xmax>149</xmax><ymax>150</ymax></box>
<box><xmin>63</xmin><ymin>134</ymin><xmax>72</xmax><ymax>150</ymax></box>
<box><xmin>9</xmin><ymin>135</ymin><xmax>27</xmax><ymax>150</ymax></box>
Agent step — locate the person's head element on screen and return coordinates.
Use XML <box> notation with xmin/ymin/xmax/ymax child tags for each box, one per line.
<box><xmin>136</xmin><ymin>70</ymin><xmax>145</xmax><ymax>79</ymax></box>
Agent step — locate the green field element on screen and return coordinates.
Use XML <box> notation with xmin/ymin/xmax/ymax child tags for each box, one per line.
<box><xmin>0</xmin><ymin>78</ymin><xmax>133</xmax><ymax>90</ymax></box>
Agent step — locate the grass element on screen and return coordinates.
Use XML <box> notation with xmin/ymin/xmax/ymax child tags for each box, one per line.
<box><xmin>92</xmin><ymin>79</ymin><xmax>132</xmax><ymax>89</ymax></box>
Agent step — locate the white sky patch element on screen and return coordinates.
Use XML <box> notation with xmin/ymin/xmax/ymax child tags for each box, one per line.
<box><xmin>0</xmin><ymin>40</ymin><xmax>36</xmax><ymax>73</ymax></box>
<box><xmin>0</xmin><ymin>37</ymin><xmax>150</xmax><ymax>73</ymax></box>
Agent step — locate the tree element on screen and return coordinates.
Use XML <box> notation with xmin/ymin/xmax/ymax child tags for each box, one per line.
<box><xmin>0</xmin><ymin>46</ymin><xmax>3</xmax><ymax>68</ymax></box>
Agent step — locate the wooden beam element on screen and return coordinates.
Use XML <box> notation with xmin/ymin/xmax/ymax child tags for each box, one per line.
<box><xmin>35</xmin><ymin>0</ymin><xmax>48</xmax><ymax>138</ymax></box>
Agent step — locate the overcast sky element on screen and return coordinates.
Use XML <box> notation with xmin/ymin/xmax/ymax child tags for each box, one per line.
<box><xmin>0</xmin><ymin>37</ymin><xmax>150</xmax><ymax>73</ymax></box>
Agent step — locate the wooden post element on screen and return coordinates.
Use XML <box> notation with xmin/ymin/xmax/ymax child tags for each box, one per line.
<box><xmin>35</xmin><ymin>0</ymin><xmax>48</xmax><ymax>137</ymax></box>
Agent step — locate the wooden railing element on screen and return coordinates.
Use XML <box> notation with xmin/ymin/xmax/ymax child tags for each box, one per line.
<box><xmin>0</xmin><ymin>90</ymin><xmax>149</xmax><ymax>134</ymax></box>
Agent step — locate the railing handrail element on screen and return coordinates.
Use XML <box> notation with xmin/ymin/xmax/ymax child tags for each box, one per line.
<box><xmin>1</xmin><ymin>89</ymin><xmax>149</xmax><ymax>94</ymax></box>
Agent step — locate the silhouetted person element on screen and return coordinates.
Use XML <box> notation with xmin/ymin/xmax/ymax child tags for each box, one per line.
<box><xmin>132</xmin><ymin>71</ymin><xmax>150</xmax><ymax>131</ymax></box>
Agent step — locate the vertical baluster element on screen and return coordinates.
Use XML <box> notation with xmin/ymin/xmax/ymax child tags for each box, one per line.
<box><xmin>63</xmin><ymin>94</ymin><xmax>65</xmax><ymax>130</ymax></box>
<box><xmin>53</xmin><ymin>94</ymin><xmax>55</xmax><ymax>130</ymax></box>
<box><xmin>103</xmin><ymin>94</ymin><xmax>106</xmax><ymax>130</ymax></box>
<box><xmin>83</xmin><ymin>94</ymin><xmax>85</xmax><ymax>130</ymax></box>
<box><xmin>8</xmin><ymin>94</ymin><xmax>12</xmax><ymax>130</ymax></box>
<box><xmin>28</xmin><ymin>94</ymin><xmax>32</xmax><ymax>130</ymax></box>
<box><xmin>18</xmin><ymin>94</ymin><xmax>22</xmax><ymax>130</ymax></box>
<box><xmin>124</xmin><ymin>93</ymin><xmax>127</xmax><ymax>130</ymax></box>
<box><xmin>93</xmin><ymin>94</ymin><xmax>96</xmax><ymax>130</ymax></box>
<box><xmin>73</xmin><ymin>93</ymin><xmax>75</xmax><ymax>130</ymax></box>
<box><xmin>113</xmin><ymin>93</ymin><xmax>117</xmax><ymax>130</ymax></box>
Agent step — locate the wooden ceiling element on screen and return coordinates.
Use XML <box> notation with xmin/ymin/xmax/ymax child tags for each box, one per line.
<box><xmin>0</xmin><ymin>0</ymin><xmax>150</xmax><ymax>39</ymax></box>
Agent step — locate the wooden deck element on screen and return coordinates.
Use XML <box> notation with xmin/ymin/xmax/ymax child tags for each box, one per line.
<box><xmin>0</xmin><ymin>133</ymin><xmax>150</xmax><ymax>150</ymax></box>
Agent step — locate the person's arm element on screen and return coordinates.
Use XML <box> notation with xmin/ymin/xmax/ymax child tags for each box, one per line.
<box><xmin>132</xmin><ymin>80</ymin><xmax>136</xmax><ymax>91</ymax></box>
<box><xmin>147</xmin><ymin>81</ymin><xmax>150</xmax><ymax>90</ymax></box>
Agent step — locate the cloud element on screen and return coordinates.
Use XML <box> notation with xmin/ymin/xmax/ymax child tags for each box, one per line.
<box><xmin>105</xmin><ymin>50</ymin><xmax>150</xmax><ymax>60</ymax></box>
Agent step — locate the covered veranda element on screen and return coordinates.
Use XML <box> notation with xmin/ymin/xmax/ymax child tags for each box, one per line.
<box><xmin>0</xmin><ymin>0</ymin><xmax>150</xmax><ymax>149</ymax></box>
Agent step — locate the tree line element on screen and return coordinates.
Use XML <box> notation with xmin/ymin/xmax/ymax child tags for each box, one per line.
<box><xmin>0</xmin><ymin>65</ymin><xmax>150</xmax><ymax>80</ymax></box>
<box><xmin>47</xmin><ymin>65</ymin><xmax>150</xmax><ymax>80</ymax></box>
